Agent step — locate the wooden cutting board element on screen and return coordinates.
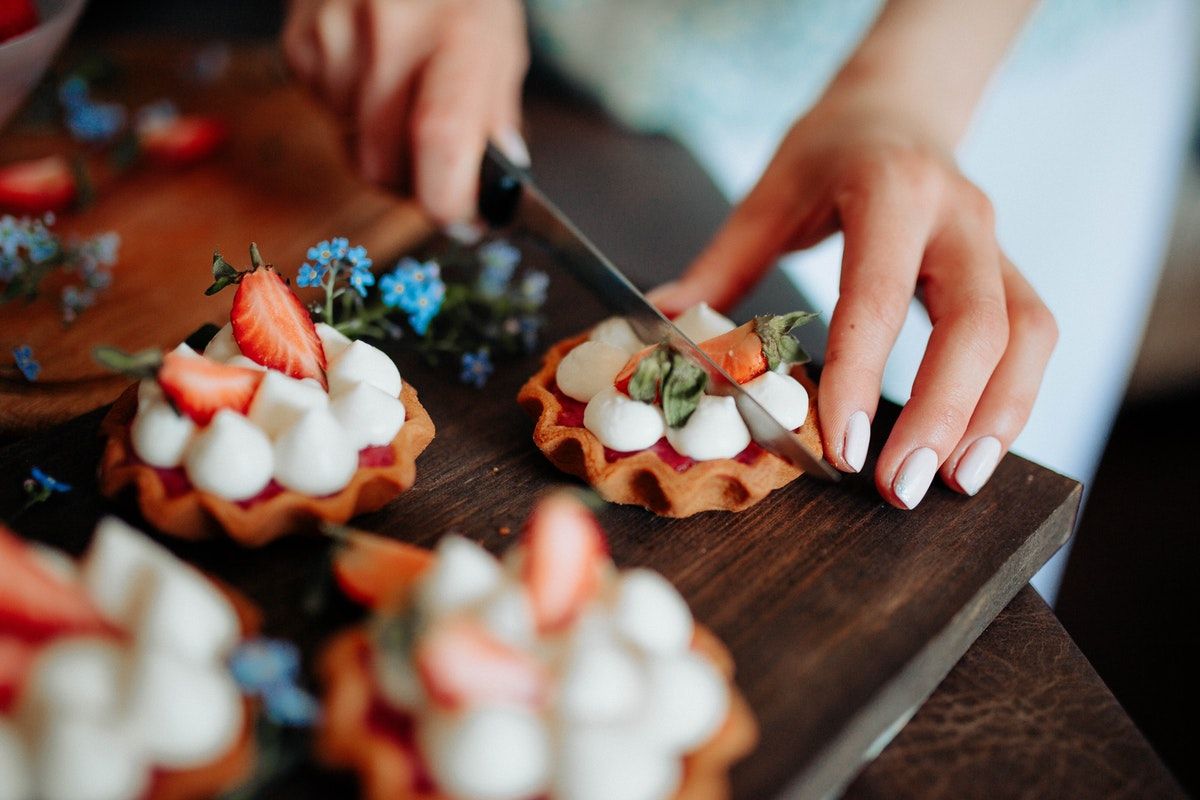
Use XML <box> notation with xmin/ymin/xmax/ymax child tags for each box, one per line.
<box><xmin>0</xmin><ymin>39</ymin><xmax>430</xmax><ymax>434</ymax></box>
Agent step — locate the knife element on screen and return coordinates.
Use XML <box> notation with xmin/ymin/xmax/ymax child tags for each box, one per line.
<box><xmin>479</xmin><ymin>143</ymin><xmax>840</xmax><ymax>482</ymax></box>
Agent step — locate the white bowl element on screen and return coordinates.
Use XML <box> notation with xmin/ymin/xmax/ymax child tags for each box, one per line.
<box><xmin>0</xmin><ymin>0</ymin><xmax>90</xmax><ymax>131</ymax></box>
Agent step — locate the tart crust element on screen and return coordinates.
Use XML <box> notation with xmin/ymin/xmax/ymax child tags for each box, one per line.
<box><xmin>517</xmin><ymin>333</ymin><xmax>823</xmax><ymax>517</ymax></box>
<box><xmin>99</xmin><ymin>381</ymin><xmax>436</xmax><ymax>545</ymax></box>
<box><xmin>317</xmin><ymin>628</ymin><xmax>757</xmax><ymax>800</ymax></box>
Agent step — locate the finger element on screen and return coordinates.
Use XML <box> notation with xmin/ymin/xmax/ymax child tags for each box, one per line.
<box><xmin>487</xmin><ymin>37</ymin><xmax>531</xmax><ymax>169</ymax></box>
<box><xmin>875</xmin><ymin>205</ymin><xmax>1009</xmax><ymax>509</ymax></box>
<box><xmin>282</xmin><ymin>0</ymin><xmax>322</xmax><ymax>82</ymax></box>
<box><xmin>647</xmin><ymin>159</ymin><xmax>821</xmax><ymax>316</ymax></box>
<box><xmin>940</xmin><ymin>256</ymin><xmax>1057</xmax><ymax>495</ymax></box>
<box><xmin>410</xmin><ymin>20</ymin><xmax>500</xmax><ymax>224</ymax></box>
<box><xmin>313</xmin><ymin>0</ymin><xmax>362</xmax><ymax>115</ymax></box>
<box><xmin>355</xmin><ymin>0</ymin><xmax>435</xmax><ymax>185</ymax></box>
<box><xmin>817</xmin><ymin>174</ymin><xmax>937</xmax><ymax>473</ymax></box>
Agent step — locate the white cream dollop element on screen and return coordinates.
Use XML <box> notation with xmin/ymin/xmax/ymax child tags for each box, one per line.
<box><xmin>225</xmin><ymin>354</ymin><xmax>267</xmax><ymax>371</ymax></box>
<box><xmin>203</xmin><ymin>323</ymin><xmax>240</xmax><ymax>363</ymax></box>
<box><xmin>672</xmin><ymin>302</ymin><xmax>736</xmax><ymax>343</ymax></box>
<box><xmin>329</xmin><ymin>381</ymin><xmax>406</xmax><ymax>450</ymax></box>
<box><xmin>611</xmin><ymin>569</ymin><xmax>693</xmax><ymax>656</ymax></box>
<box><xmin>0</xmin><ymin>721</ymin><xmax>31</xmax><ymax>800</ymax></box>
<box><xmin>315</xmin><ymin>322</ymin><xmax>352</xmax><ymax>361</ymax></box>
<box><xmin>184</xmin><ymin>410</ymin><xmax>274</xmax><ymax>500</ymax></box>
<box><xmin>556</xmin><ymin>341</ymin><xmax>631</xmax><ymax>403</ymax></box>
<box><xmin>583</xmin><ymin>388</ymin><xmax>664</xmax><ymax>452</ymax></box>
<box><xmin>742</xmin><ymin>370</ymin><xmax>809</xmax><ymax>431</ymax></box>
<box><xmin>272</xmin><ymin>407</ymin><xmax>358</xmax><ymax>496</ymax></box>
<box><xmin>557</xmin><ymin>638</ymin><xmax>644</xmax><ymax>724</ymax></box>
<box><xmin>635</xmin><ymin>653</ymin><xmax>729</xmax><ymax>754</ymax></box>
<box><xmin>19</xmin><ymin>638</ymin><xmax>125</xmax><ymax>722</ymax></box>
<box><xmin>554</xmin><ymin>726</ymin><xmax>681</xmax><ymax>800</ymax></box>
<box><xmin>664</xmin><ymin>395</ymin><xmax>750</xmax><ymax>461</ymax></box>
<box><xmin>247</xmin><ymin>370</ymin><xmax>330</xmax><ymax>439</ymax></box>
<box><xmin>420</xmin><ymin>708</ymin><xmax>550</xmax><ymax>800</ymax></box>
<box><xmin>33</xmin><ymin>716</ymin><xmax>149</xmax><ymax>800</ymax></box>
<box><xmin>418</xmin><ymin>536</ymin><xmax>502</xmax><ymax>619</ymax></box>
<box><xmin>588</xmin><ymin>316</ymin><xmax>645</xmax><ymax>355</ymax></box>
<box><xmin>130</xmin><ymin>400</ymin><xmax>195</xmax><ymax>468</ymax></box>
<box><xmin>327</xmin><ymin>340</ymin><xmax>402</xmax><ymax>398</ymax></box>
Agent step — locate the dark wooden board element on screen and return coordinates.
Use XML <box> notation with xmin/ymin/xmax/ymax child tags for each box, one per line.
<box><xmin>0</xmin><ymin>245</ymin><xmax>1080</xmax><ymax>797</ymax></box>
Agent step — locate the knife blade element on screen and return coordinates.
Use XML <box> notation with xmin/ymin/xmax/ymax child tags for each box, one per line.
<box><xmin>479</xmin><ymin>143</ymin><xmax>840</xmax><ymax>482</ymax></box>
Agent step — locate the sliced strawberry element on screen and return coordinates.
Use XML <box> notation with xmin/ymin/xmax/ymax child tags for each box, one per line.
<box><xmin>416</xmin><ymin>619</ymin><xmax>547</xmax><ymax>710</ymax></box>
<box><xmin>521</xmin><ymin>492</ymin><xmax>607</xmax><ymax>633</ymax></box>
<box><xmin>333</xmin><ymin>529</ymin><xmax>434</xmax><ymax>610</ymax></box>
<box><xmin>699</xmin><ymin>311</ymin><xmax>815</xmax><ymax>384</ymax></box>
<box><xmin>0</xmin><ymin>527</ymin><xmax>114</xmax><ymax>645</ymax></box>
<box><xmin>0</xmin><ymin>156</ymin><xmax>76</xmax><ymax>215</ymax></box>
<box><xmin>0</xmin><ymin>635</ymin><xmax>38</xmax><ymax>713</ymax></box>
<box><xmin>231</xmin><ymin>265</ymin><xmax>327</xmax><ymax>387</ymax></box>
<box><xmin>157</xmin><ymin>350</ymin><xmax>264</xmax><ymax>425</ymax></box>
<box><xmin>140</xmin><ymin>115</ymin><xmax>228</xmax><ymax>167</ymax></box>
<box><xmin>0</xmin><ymin>0</ymin><xmax>38</xmax><ymax>43</ymax></box>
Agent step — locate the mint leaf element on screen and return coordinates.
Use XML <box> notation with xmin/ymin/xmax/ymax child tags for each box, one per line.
<box><xmin>755</xmin><ymin>311</ymin><xmax>818</xmax><ymax>369</ymax></box>
<box><xmin>661</xmin><ymin>352</ymin><xmax>707</xmax><ymax>428</ymax></box>
<box><xmin>93</xmin><ymin>345</ymin><xmax>163</xmax><ymax>380</ymax></box>
<box><xmin>627</xmin><ymin>346</ymin><xmax>669</xmax><ymax>404</ymax></box>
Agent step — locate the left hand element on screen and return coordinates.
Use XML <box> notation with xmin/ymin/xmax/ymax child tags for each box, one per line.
<box><xmin>649</xmin><ymin>90</ymin><xmax>1058</xmax><ymax>509</ymax></box>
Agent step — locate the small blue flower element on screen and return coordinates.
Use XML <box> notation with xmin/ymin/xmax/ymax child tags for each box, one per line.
<box><xmin>328</xmin><ymin>237</ymin><xmax>350</xmax><ymax>261</ymax></box>
<box><xmin>66</xmin><ymin>101</ymin><xmax>126</xmax><ymax>144</ymax></box>
<box><xmin>459</xmin><ymin>349</ymin><xmax>493</xmax><ymax>389</ymax></box>
<box><xmin>378</xmin><ymin>270</ymin><xmax>409</xmax><ymax>308</ymax></box>
<box><xmin>306</xmin><ymin>241</ymin><xmax>336</xmax><ymax>267</ymax></box>
<box><xmin>476</xmin><ymin>240</ymin><xmax>520</xmax><ymax>298</ymax></box>
<box><xmin>0</xmin><ymin>215</ymin><xmax>23</xmax><ymax>258</ymax></box>
<box><xmin>30</xmin><ymin>467</ymin><xmax>71</xmax><ymax>493</ymax></box>
<box><xmin>344</xmin><ymin>244</ymin><xmax>370</xmax><ymax>269</ymax></box>
<box><xmin>262</xmin><ymin>682</ymin><xmax>321</xmax><ymax>727</ymax></box>
<box><xmin>406</xmin><ymin>286</ymin><xmax>445</xmax><ymax>335</ymax></box>
<box><xmin>518</xmin><ymin>270</ymin><xmax>549</xmax><ymax>306</ymax></box>
<box><xmin>57</xmin><ymin>76</ymin><xmax>89</xmax><ymax>110</ymax></box>
<box><xmin>296</xmin><ymin>262</ymin><xmax>327</xmax><ymax>288</ymax></box>
<box><xmin>0</xmin><ymin>254</ymin><xmax>20</xmax><ymax>282</ymax></box>
<box><xmin>229</xmin><ymin>638</ymin><xmax>301</xmax><ymax>693</ymax></box>
<box><xmin>13</xmin><ymin>345</ymin><xmax>40</xmax><ymax>382</ymax></box>
<box><xmin>518</xmin><ymin>315</ymin><xmax>541</xmax><ymax>353</ymax></box>
<box><xmin>348</xmin><ymin>263</ymin><xmax>375</xmax><ymax>297</ymax></box>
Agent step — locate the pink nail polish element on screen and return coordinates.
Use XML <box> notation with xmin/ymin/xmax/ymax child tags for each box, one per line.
<box><xmin>893</xmin><ymin>447</ymin><xmax>938</xmax><ymax>510</ymax></box>
<box><xmin>955</xmin><ymin>436</ymin><xmax>1002</xmax><ymax>496</ymax></box>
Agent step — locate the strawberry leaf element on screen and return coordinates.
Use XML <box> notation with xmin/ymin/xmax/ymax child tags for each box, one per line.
<box><xmin>205</xmin><ymin>249</ymin><xmax>244</xmax><ymax>296</ymax></box>
<box><xmin>661</xmin><ymin>352</ymin><xmax>707</xmax><ymax>427</ymax></box>
<box><xmin>92</xmin><ymin>345</ymin><xmax>162</xmax><ymax>379</ymax></box>
<box><xmin>628</xmin><ymin>345</ymin><xmax>670</xmax><ymax>404</ymax></box>
<box><xmin>755</xmin><ymin>311</ymin><xmax>818</xmax><ymax>370</ymax></box>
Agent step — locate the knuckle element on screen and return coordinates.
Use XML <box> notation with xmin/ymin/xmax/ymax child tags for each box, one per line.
<box><xmin>955</xmin><ymin>181</ymin><xmax>996</xmax><ymax>230</ymax></box>
<box><xmin>1015</xmin><ymin>300</ymin><xmax>1059</xmax><ymax>350</ymax></box>
<box><xmin>957</xmin><ymin>297</ymin><xmax>1010</xmax><ymax>362</ymax></box>
<box><xmin>412</xmin><ymin>106</ymin><xmax>461</xmax><ymax>155</ymax></box>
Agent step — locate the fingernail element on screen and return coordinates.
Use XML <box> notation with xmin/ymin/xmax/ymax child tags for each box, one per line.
<box><xmin>495</xmin><ymin>126</ymin><xmax>531</xmax><ymax>169</ymax></box>
<box><xmin>444</xmin><ymin>220</ymin><xmax>484</xmax><ymax>245</ymax></box>
<box><xmin>893</xmin><ymin>447</ymin><xmax>938</xmax><ymax>510</ymax></box>
<box><xmin>842</xmin><ymin>411</ymin><xmax>870</xmax><ymax>473</ymax></box>
<box><xmin>954</xmin><ymin>436</ymin><xmax>1002</xmax><ymax>496</ymax></box>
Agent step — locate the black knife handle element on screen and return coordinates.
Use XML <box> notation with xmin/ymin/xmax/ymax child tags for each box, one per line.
<box><xmin>478</xmin><ymin>142</ymin><xmax>524</xmax><ymax>227</ymax></box>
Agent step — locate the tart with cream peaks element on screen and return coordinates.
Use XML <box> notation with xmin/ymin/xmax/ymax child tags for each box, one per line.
<box><xmin>99</xmin><ymin>244</ymin><xmax>435</xmax><ymax>545</ymax></box>
<box><xmin>518</xmin><ymin>303</ymin><xmax>822</xmax><ymax>516</ymax></box>
<box><xmin>317</xmin><ymin>492</ymin><xmax>757</xmax><ymax>800</ymax></box>
<box><xmin>0</xmin><ymin>518</ymin><xmax>256</xmax><ymax>800</ymax></box>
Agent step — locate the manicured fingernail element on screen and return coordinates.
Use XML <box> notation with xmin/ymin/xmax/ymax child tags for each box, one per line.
<box><xmin>954</xmin><ymin>436</ymin><xmax>1002</xmax><ymax>496</ymax></box>
<box><xmin>495</xmin><ymin>126</ymin><xmax>531</xmax><ymax>169</ymax></box>
<box><xmin>842</xmin><ymin>411</ymin><xmax>870</xmax><ymax>472</ymax></box>
<box><xmin>444</xmin><ymin>220</ymin><xmax>484</xmax><ymax>244</ymax></box>
<box><xmin>893</xmin><ymin>447</ymin><xmax>938</xmax><ymax>510</ymax></box>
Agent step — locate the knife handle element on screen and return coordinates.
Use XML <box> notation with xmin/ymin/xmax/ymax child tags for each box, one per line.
<box><xmin>478</xmin><ymin>142</ymin><xmax>524</xmax><ymax>227</ymax></box>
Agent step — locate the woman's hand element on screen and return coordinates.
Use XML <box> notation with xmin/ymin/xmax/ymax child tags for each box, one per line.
<box><xmin>650</xmin><ymin>88</ymin><xmax>1057</xmax><ymax>509</ymax></box>
<box><xmin>283</xmin><ymin>0</ymin><xmax>530</xmax><ymax>225</ymax></box>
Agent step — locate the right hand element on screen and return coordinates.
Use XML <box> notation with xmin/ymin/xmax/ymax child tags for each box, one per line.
<box><xmin>283</xmin><ymin>0</ymin><xmax>530</xmax><ymax>224</ymax></box>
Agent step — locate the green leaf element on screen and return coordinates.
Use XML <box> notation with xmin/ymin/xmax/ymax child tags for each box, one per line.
<box><xmin>661</xmin><ymin>352</ymin><xmax>707</xmax><ymax>427</ymax></box>
<box><xmin>93</xmin><ymin>345</ymin><xmax>163</xmax><ymax>380</ymax></box>
<box><xmin>206</xmin><ymin>250</ymin><xmax>243</xmax><ymax>295</ymax></box>
<box><xmin>627</xmin><ymin>346</ymin><xmax>669</xmax><ymax>404</ymax></box>
<box><xmin>755</xmin><ymin>310</ymin><xmax>818</xmax><ymax>369</ymax></box>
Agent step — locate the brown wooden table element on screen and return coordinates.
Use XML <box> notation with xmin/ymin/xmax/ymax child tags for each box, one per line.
<box><xmin>0</xmin><ymin>40</ymin><xmax>1183</xmax><ymax>799</ymax></box>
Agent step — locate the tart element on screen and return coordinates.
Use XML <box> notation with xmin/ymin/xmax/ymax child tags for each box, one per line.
<box><xmin>0</xmin><ymin>517</ymin><xmax>258</xmax><ymax>800</ymax></box>
<box><xmin>518</xmin><ymin>304</ymin><xmax>822</xmax><ymax>516</ymax></box>
<box><xmin>99</xmin><ymin>247</ymin><xmax>435</xmax><ymax>545</ymax></box>
<box><xmin>317</xmin><ymin>493</ymin><xmax>758</xmax><ymax>800</ymax></box>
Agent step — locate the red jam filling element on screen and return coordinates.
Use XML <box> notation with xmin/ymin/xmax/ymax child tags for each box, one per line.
<box><xmin>550</xmin><ymin>384</ymin><xmax>764</xmax><ymax>473</ymax></box>
<box><xmin>365</xmin><ymin>696</ymin><xmax>438</xmax><ymax>793</ymax></box>
<box><xmin>133</xmin><ymin>432</ymin><xmax>396</xmax><ymax>507</ymax></box>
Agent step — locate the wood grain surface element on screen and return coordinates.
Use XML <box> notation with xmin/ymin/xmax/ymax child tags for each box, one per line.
<box><xmin>0</xmin><ymin>40</ymin><xmax>430</xmax><ymax>433</ymax></box>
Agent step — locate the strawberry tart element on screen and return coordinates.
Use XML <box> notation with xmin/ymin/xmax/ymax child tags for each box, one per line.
<box><xmin>317</xmin><ymin>492</ymin><xmax>757</xmax><ymax>800</ymax></box>
<box><xmin>0</xmin><ymin>518</ymin><xmax>256</xmax><ymax>800</ymax></box>
<box><xmin>99</xmin><ymin>246</ymin><xmax>435</xmax><ymax>545</ymax></box>
<box><xmin>518</xmin><ymin>303</ymin><xmax>822</xmax><ymax>516</ymax></box>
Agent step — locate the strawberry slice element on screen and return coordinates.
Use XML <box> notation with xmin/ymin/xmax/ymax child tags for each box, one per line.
<box><xmin>0</xmin><ymin>635</ymin><xmax>37</xmax><ymax>713</ymax></box>
<box><xmin>231</xmin><ymin>265</ymin><xmax>327</xmax><ymax>387</ymax></box>
<box><xmin>0</xmin><ymin>0</ymin><xmax>38</xmax><ymax>43</ymax></box>
<box><xmin>0</xmin><ymin>527</ymin><xmax>114</xmax><ymax>645</ymax></box>
<box><xmin>332</xmin><ymin>529</ymin><xmax>434</xmax><ymax>610</ymax></box>
<box><xmin>521</xmin><ymin>492</ymin><xmax>607</xmax><ymax>633</ymax></box>
<box><xmin>140</xmin><ymin>115</ymin><xmax>228</xmax><ymax>167</ymax></box>
<box><xmin>0</xmin><ymin>156</ymin><xmax>76</xmax><ymax>215</ymax></box>
<box><xmin>697</xmin><ymin>312</ymin><xmax>814</xmax><ymax>383</ymax></box>
<box><xmin>416</xmin><ymin>619</ymin><xmax>547</xmax><ymax>710</ymax></box>
<box><xmin>157</xmin><ymin>349</ymin><xmax>265</xmax><ymax>425</ymax></box>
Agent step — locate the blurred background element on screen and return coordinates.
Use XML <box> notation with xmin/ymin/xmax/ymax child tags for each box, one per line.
<box><xmin>5</xmin><ymin>0</ymin><xmax>1198</xmax><ymax>792</ymax></box>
